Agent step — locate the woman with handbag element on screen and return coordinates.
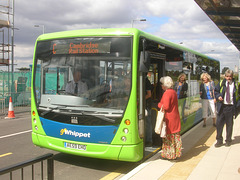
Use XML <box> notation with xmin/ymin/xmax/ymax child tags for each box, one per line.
<box><xmin>199</xmin><ymin>72</ymin><xmax>216</xmax><ymax>127</ymax></box>
<box><xmin>158</xmin><ymin>76</ymin><xmax>182</xmax><ymax>160</ymax></box>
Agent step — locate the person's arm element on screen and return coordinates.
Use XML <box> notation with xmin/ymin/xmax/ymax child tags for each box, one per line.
<box><xmin>215</xmin><ymin>82</ymin><xmax>223</xmax><ymax>101</ymax></box>
<box><xmin>173</xmin><ymin>82</ymin><xmax>178</xmax><ymax>92</ymax></box>
<box><xmin>183</xmin><ymin>82</ymin><xmax>188</xmax><ymax>91</ymax></box>
<box><xmin>145</xmin><ymin>78</ymin><xmax>152</xmax><ymax>100</ymax></box>
<box><xmin>158</xmin><ymin>91</ymin><xmax>171</xmax><ymax>111</ymax></box>
<box><xmin>211</xmin><ymin>81</ymin><xmax>216</xmax><ymax>102</ymax></box>
<box><xmin>199</xmin><ymin>83</ymin><xmax>203</xmax><ymax>97</ymax></box>
<box><xmin>145</xmin><ymin>90</ymin><xmax>151</xmax><ymax>99</ymax></box>
<box><xmin>181</xmin><ymin>82</ymin><xmax>188</xmax><ymax>97</ymax></box>
<box><xmin>238</xmin><ymin>83</ymin><xmax>240</xmax><ymax>96</ymax></box>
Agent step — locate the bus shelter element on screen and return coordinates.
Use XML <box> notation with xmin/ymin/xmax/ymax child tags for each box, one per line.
<box><xmin>195</xmin><ymin>0</ymin><xmax>240</xmax><ymax>51</ymax></box>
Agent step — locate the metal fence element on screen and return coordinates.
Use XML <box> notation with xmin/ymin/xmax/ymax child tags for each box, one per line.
<box><xmin>0</xmin><ymin>153</ymin><xmax>54</xmax><ymax>180</ymax></box>
<box><xmin>0</xmin><ymin>71</ymin><xmax>31</xmax><ymax>116</ymax></box>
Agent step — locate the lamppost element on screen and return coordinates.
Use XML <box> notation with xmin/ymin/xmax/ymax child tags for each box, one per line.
<box><xmin>131</xmin><ymin>19</ymin><xmax>146</xmax><ymax>28</ymax></box>
<box><xmin>0</xmin><ymin>30</ymin><xmax>4</xmax><ymax>62</ymax></box>
<box><xmin>34</xmin><ymin>24</ymin><xmax>45</xmax><ymax>34</ymax></box>
<box><xmin>11</xmin><ymin>0</ymin><xmax>15</xmax><ymax>96</ymax></box>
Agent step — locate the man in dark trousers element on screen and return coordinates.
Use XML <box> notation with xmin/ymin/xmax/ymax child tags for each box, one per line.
<box><xmin>214</xmin><ymin>69</ymin><xmax>238</xmax><ymax>147</ymax></box>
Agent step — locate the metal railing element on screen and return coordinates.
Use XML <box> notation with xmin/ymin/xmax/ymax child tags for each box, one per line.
<box><xmin>0</xmin><ymin>71</ymin><xmax>32</xmax><ymax>116</ymax></box>
<box><xmin>0</xmin><ymin>153</ymin><xmax>54</xmax><ymax>180</ymax></box>
<box><xmin>0</xmin><ymin>91</ymin><xmax>31</xmax><ymax>117</ymax></box>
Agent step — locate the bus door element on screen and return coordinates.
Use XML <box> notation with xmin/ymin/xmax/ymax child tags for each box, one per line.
<box><xmin>138</xmin><ymin>50</ymin><xmax>150</xmax><ymax>143</ymax></box>
<box><xmin>138</xmin><ymin>44</ymin><xmax>166</xmax><ymax>148</ymax></box>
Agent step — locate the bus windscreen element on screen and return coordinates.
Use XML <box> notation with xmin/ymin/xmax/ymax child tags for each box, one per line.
<box><xmin>34</xmin><ymin>37</ymin><xmax>132</xmax><ymax>126</ymax></box>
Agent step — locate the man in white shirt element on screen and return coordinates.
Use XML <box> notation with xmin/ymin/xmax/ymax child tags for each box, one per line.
<box><xmin>65</xmin><ymin>69</ymin><xmax>88</xmax><ymax>96</ymax></box>
<box><xmin>214</xmin><ymin>69</ymin><xmax>238</xmax><ymax>147</ymax></box>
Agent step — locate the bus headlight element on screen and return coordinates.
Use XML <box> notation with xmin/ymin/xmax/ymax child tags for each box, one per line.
<box><xmin>33</xmin><ymin>118</ymin><xmax>37</xmax><ymax>123</ymax></box>
<box><xmin>121</xmin><ymin>136</ymin><xmax>127</xmax><ymax>142</ymax></box>
<box><xmin>123</xmin><ymin>128</ymin><xmax>129</xmax><ymax>134</ymax></box>
<box><xmin>35</xmin><ymin>125</ymin><xmax>38</xmax><ymax>131</ymax></box>
<box><xmin>125</xmin><ymin>119</ymin><xmax>130</xmax><ymax>125</ymax></box>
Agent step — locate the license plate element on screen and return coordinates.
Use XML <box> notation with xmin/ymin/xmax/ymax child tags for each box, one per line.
<box><xmin>64</xmin><ymin>142</ymin><xmax>86</xmax><ymax>150</ymax></box>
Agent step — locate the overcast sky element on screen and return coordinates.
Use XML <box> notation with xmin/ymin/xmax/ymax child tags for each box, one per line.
<box><xmin>1</xmin><ymin>0</ymin><xmax>239</xmax><ymax>71</ymax></box>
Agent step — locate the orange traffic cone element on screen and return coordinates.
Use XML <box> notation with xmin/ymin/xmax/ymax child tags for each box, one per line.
<box><xmin>5</xmin><ymin>97</ymin><xmax>15</xmax><ymax>119</ymax></box>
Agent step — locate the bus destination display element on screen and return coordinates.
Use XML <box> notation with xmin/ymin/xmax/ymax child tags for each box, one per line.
<box><xmin>52</xmin><ymin>41</ymin><xmax>111</xmax><ymax>55</ymax></box>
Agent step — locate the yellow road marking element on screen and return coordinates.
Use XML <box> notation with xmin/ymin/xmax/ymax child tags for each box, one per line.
<box><xmin>0</xmin><ymin>152</ymin><xmax>13</xmax><ymax>158</ymax></box>
<box><xmin>159</xmin><ymin>127</ymin><xmax>216</xmax><ymax>180</ymax></box>
<box><xmin>100</xmin><ymin>163</ymin><xmax>136</xmax><ymax>180</ymax></box>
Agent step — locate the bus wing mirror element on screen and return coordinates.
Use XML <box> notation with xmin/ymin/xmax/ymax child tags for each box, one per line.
<box><xmin>139</xmin><ymin>51</ymin><xmax>150</xmax><ymax>72</ymax></box>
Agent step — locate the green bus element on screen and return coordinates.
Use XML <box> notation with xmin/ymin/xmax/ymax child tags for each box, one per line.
<box><xmin>31</xmin><ymin>28</ymin><xmax>220</xmax><ymax>162</ymax></box>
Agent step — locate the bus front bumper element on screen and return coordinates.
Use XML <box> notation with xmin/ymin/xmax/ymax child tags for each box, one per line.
<box><xmin>32</xmin><ymin>132</ymin><xmax>143</xmax><ymax>162</ymax></box>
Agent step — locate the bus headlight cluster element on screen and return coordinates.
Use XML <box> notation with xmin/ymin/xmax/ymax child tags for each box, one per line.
<box><xmin>121</xmin><ymin>136</ymin><xmax>127</xmax><ymax>142</ymax></box>
<box><xmin>32</xmin><ymin>111</ymin><xmax>36</xmax><ymax>123</ymax></box>
<box><xmin>122</xmin><ymin>119</ymin><xmax>130</xmax><ymax>141</ymax></box>
<box><xmin>32</xmin><ymin>111</ymin><xmax>38</xmax><ymax>130</ymax></box>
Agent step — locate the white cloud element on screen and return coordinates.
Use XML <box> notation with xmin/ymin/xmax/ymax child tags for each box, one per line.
<box><xmin>2</xmin><ymin>0</ymin><xmax>237</xmax><ymax>72</ymax></box>
<box><xmin>15</xmin><ymin>44</ymin><xmax>34</xmax><ymax>58</ymax></box>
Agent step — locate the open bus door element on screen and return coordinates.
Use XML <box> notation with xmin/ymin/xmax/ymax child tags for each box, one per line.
<box><xmin>138</xmin><ymin>39</ymin><xmax>166</xmax><ymax>150</ymax></box>
<box><xmin>138</xmin><ymin>50</ymin><xmax>150</xmax><ymax>147</ymax></box>
<box><xmin>139</xmin><ymin>49</ymin><xmax>166</xmax><ymax>159</ymax></box>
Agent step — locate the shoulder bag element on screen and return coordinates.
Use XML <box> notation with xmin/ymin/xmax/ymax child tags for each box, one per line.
<box><xmin>160</xmin><ymin>121</ymin><xmax>166</xmax><ymax>138</ymax></box>
<box><xmin>155</xmin><ymin>106</ymin><xmax>165</xmax><ymax>135</ymax></box>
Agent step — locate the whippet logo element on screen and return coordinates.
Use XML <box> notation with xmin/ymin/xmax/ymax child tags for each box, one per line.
<box><xmin>60</xmin><ymin>128</ymin><xmax>91</xmax><ymax>138</ymax></box>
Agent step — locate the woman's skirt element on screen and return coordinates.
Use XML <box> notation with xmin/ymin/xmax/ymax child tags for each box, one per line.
<box><xmin>161</xmin><ymin>132</ymin><xmax>182</xmax><ymax>160</ymax></box>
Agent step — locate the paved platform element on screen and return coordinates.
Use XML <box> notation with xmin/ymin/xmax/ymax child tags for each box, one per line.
<box><xmin>118</xmin><ymin>115</ymin><xmax>240</xmax><ymax>180</ymax></box>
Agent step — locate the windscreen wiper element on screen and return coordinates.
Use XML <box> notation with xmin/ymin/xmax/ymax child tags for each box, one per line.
<box><xmin>40</xmin><ymin>106</ymin><xmax>59</xmax><ymax>116</ymax></box>
<box><xmin>52</xmin><ymin>103</ymin><xmax>89</xmax><ymax>108</ymax></box>
<box><xmin>81</xmin><ymin>112</ymin><xmax>116</xmax><ymax>123</ymax></box>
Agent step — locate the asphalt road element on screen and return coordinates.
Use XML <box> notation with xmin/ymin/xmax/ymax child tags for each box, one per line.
<box><xmin>0</xmin><ymin>112</ymin><xmax>140</xmax><ymax>180</ymax></box>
